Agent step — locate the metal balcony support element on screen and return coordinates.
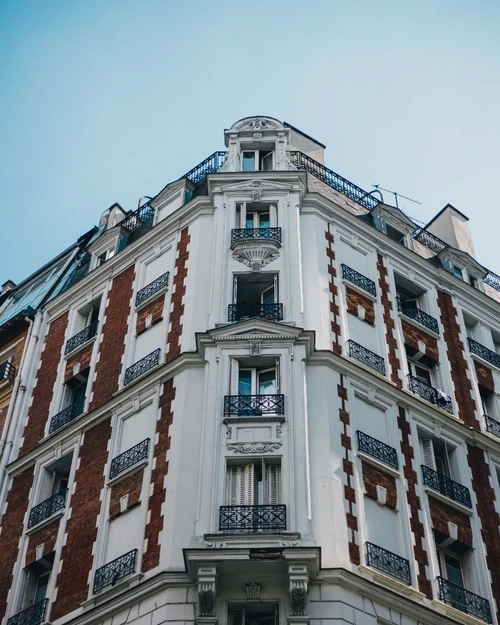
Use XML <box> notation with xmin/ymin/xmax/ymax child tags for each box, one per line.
<box><xmin>421</xmin><ymin>465</ymin><xmax>472</xmax><ymax>508</ymax></box>
<box><xmin>7</xmin><ymin>599</ymin><xmax>48</xmax><ymax>625</ymax></box>
<box><xmin>348</xmin><ymin>340</ymin><xmax>386</xmax><ymax>375</ymax></box>
<box><xmin>341</xmin><ymin>264</ymin><xmax>377</xmax><ymax>297</ymax></box>
<box><xmin>64</xmin><ymin>320</ymin><xmax>99</xmax><ymax>355</ymax></box>
<box><xmin>28</xmin><ymin>490</ymin><xmax>67</xmax><ymax>528</ymax></box>
<box><xmin>219</xmin><ymin>505</ymin><xmax>287</xmax><ymax>532</ymax></box>
<box><xmin>49</xmin><ymin>398</ymin><xmax>85</xmax><ymax>434</ymax></box>
<box><xmin>366</xmin><ymin>542</ymin><xmax>411</xmax><ymax>585</ymax></box>
<box><xmin>93</xmin><ymin>549</ymin><xmax>137</xmax><ymax>593</ymax></box>
<box><xmin>396</xmin><ymin>298</ymin><xmax>439</xmax><ymax>334</ymax></box>
<box><xmin>224</xmin><ymin>394</ymin><xmax>285</xmax><ymax>417</ymax></box>
<box><xmin>356</xmin><ymin>431</ymin><xmax>398</xmax><ymax>469</ymax></box>
<box><xmin>124</xmin><ymin>348</ymin><xmax>161</xmax><ymax>385</ymax></box>
<box><xmin>437</xmin><ymin>577</ymin><xmax>492</xmax><ymax>623</ymax></box>
<box><xmin>467</xmin><ymin>337</ymin><xmax>500</xmax><ymax>369</ymax></box>
<box><xmin>228</xmin><ymin>303</ymin><xmax>283</xmax><ymax>323</ymax></box>
<box><xmin>0</xmin><ymin>360</ymin><xmax>16</xmax><ymax>383</ymax></box>
<box><xmin>135</xmin><ymin>272</ymin><xmax>169</xmax><ymax>307</ymax></box>
<box><xmin>231</xmin><ymin>228</ymin><xmax>282</xmax><ymax>244</ymax></box>
<box><xmin>407</xmin><ymin>375</ymin><xmax>453</xmax><ymax>414</ymax></box>
<box><xmin>109</xmin><ymin>439</ymin><xmax>150</xmax><ymax>479</ymax></box>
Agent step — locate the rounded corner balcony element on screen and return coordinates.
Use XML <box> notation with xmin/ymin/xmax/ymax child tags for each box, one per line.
<box><xmin>231</xmin><ymin>228</ymin><xmax>282</xmax><ymax>272</ymax></box>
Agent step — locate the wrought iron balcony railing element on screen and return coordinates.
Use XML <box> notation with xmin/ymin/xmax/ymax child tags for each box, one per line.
<box><xmin>421</xmin><ymin>465</ymin><xmax>472</xmax><ymax>508</ymax></box>
<box><xmin>0</xmin><ymin>360</ymin><xmax>16</xmax><ymax>383</ymax></box>
<box><xmin>228</xmin><ymin>303</ymin><xmax>283</xmax><ymax>323</ymax></box>
<box><xmin>348</xmin><ymin>340</ymin><xmax>386</xmax><ymax>375</ymax></box>
<box><xmin>109</xmin><ymin>439</ymin><xmax>150</xmax><ymax>479</ymax></box>
<box><xmin>7</xmin><ymin>599</ymin><xmax>48</xmax><ymax>625</ymax></box>
<box><xmin>124</xmin><ymin>348</ymin><xmax>161</xmax><ymax>385</ymax></box>
<box><xmin>120</xmin><ymin>204</ymin><xmax>155</xmax><ymax>244</ymax></box>
<box><xmin>49</xmin><ymin>398</ymin><xmax>85</xmax><ymax>434</ymax></box>
<box><xmin>182</xmin><ymin>151</ymin><xmax>227</xmax><ymax>185</ymax></box>
<box><xmin>467</xmin><ymin>337</ymin><xmax>500</xmax><ymax>369</ymax></box>
<box><xmin>231</xmin><ymin>228</ymin><xmax>282</xmax><ymax>245</ymax></box>
<box><xmin>219</xmin><ymin>505</ymin><xmax>287</xmax><ymax>532</ymax></box>
<box><xmin>485</xmin><ymin>415</ymin><xmax>500</xmax><ymax>438</ymax></box>
<box><xmin>356</xmin><ymin>431</ymin><xmax>398</xmax><ymax>469</ymax></box>
<box><xmin>28</xmin><ymin>490</ymin><xmax>67</xmax><ymax>528</ymax></box>
<box><xmin>93</xmin><ymin>548</ymin><xmax>137</xmax><ymax>593</ymax></box>
<box><xmin>135</xmin><ymin>272</ymin><xmax>170</xmax><ymax>307</ymax></box>
<box><xmin>396</xmin><ymin>298</ymin><xmax>439</xmax><ymax>334</ymax></box>
<box><xmin>224</xmin><ymin>394</ymin><xmax>285</xmax><ymax>417</ymax></box>
<box><xmin>341</xmin><ymin>264</ymin><xmax>377</xmax><ymax>297</ymax></box>
<box><xmin>366</xmin><ymin>542</ymin><xmax>411</xmax><ymax>585</ymax></box>
<box><xmin>288</xmin><ymin>151</ymin><xmax>379</xmax><ymax>211</ymax></box>
<box><xmin>484</xmin><ymin>270</ymin><xmax>500</xmax><ymax>293</ymax></box>
<box><xmin>64</xmin><ymin>320</ymin><xmax>99</xmax><ymax>355</ymax></box>
<box><xmin>437</xmin><ymin>577</ymin><xmax>492</xmax><ymax>623</ymax></box>
<box><xmin>412</xmin><ymin>228</ymin><xmax>447</xmax><ymax>254</ymax></box>
<box><xmin>407</xmin><ymin>375</ymin><xmax>453</xmax><ymax>413</ymax></box>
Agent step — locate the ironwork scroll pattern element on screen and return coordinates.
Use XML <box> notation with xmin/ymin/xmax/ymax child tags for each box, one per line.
<box><xmin>407</xmin><ymin>375</ymin><xmax>453</xmax><ymax>413</ymax></box>
<box><xmin>109</xmin><ymin>438</ymin><xmax>150</xmax><ymax>479</ymax></box>
<box><xmin>468</xmin><ymin>337</ymin><xmax>500</xmax><ymax>369</ymax></box>
<box><xmin>356</xmin><ymin>431</ymin><xmax>398</xmax><ymax>469</ymax></box>
<box><xmin>224</xmin><ymin>394</ymin><xmax>285</xmax><ymax>417</ymax></box>
<box><xmin>49</xmin><ymin>398</ymin><xmax>85</xmax><ymax>434</ymax></box>
<box><xmin>135</xmin><ymin>272</ymin><xmax>170</xmax><ymax>307</ymax></box>
<box><xmin>124</xmin><ymin>348</ymin><xmax>161</xmax><ymax>385</ymax></box>
<box><xmin>28</xmin><ymin>490</ymin><xmax>67</xmax><ymax>528</ymax></box>
<box><xmin>219</xmin><ymin>505</ymin><xmax>287</xmax><ymax>532</ymax></box>
<box><xmin>421</xmin><ymin>465</ymin><xmax>472</xmax><ymax>508</ymax></box>
<box><xmin>341</xmin><ymin>264</ymin><xmax>377</xmax><ymax>297</ymax></box>
<box><xmin>396</xmin><ymin>298</ymin><xmax>439</xmax><ymax>334</ymax></box>
<box><xmin>228</xmin><ymin>303</ymin><xmax>283</xmax><ymax>322</ymax></box>
<box><xmin>437</xmin><ymin>577</ymin><xmax>492</xmax><ymax>623</ymax></box>
<box><xmin>348</xmin><ymin>340</ymin><xmax>386</xmax><ymax>375</ymax></box>
<box><xmin>93</xmin><ymin>549</ymin><xmax>137</xmax><ymax>593</ymax></box>
<box><xmin>7</xmin><ymin>599</ymin><xmax>48</xmax><ymax>625</ymax></box>
<box><xmin>65</xmin><ymin>320</ymin><xmax>99</xmax><ymax>355</ymax></box>
<box><xmin>366</xmin><ymin>542</ymin><xmax>411</xmax><ymax>585</ymax></box>
<box><xmin>231</xmin><ymin>228</ymin><xmax>282</xmax><ymax>244</ymax></box>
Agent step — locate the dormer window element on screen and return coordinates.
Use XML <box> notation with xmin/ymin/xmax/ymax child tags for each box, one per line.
<box><xmin>242</xmin><ymin>150</ymin><xmax>273</xmax><ymax>171</ymax></box>
<box><xmin>453</xmin><ymin>265</ymin><xmax>463</xmax><ymax>280</ymax></box>
<box><xmin>370</xmin><ymin>205</ymin><xmax>415</xmax><ymax>249</ymax></box>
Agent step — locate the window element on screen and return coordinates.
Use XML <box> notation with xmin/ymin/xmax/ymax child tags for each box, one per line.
<box><xmin>65</xmin><ymin>299</ymin><xmax>101</xmax><ymax>354</ymax></box>
<box><xmin>408</xmin><ymin>360</ymin><xmax>433</xmax><ymax>387</ymax></box>
<box><xmin>453</xmin><ymin>266</ymin><xmax>463</xmax><ymax>280</ymax></box>
<box><xmin>62</xmin><ymin>369</ymin><xmax>89</xmax><ymax>415</ymax></box>
<box><xmin>242</xmin><ymin>150</ymin><xmax>273</xmax><ymax>171</ymax></box>
<box><xmin>385</xmin><ymin>224</ymin><xmax>406</xmax><ymax>246</ymax></box>
<box><xmin>20</xmin><ymin>553</ymin><xmax>54</xmax><ymax>612</ymax></box>
<box><xmin>229</xmin><ymin>603</ymin><xmax>278</xmax><ymax>625</ymax></box>
<box><xmin>236</xmin><ymin>202</ymin><xmax>277</xmax><ymax>229</ymax></box>
<box><xmin>227</xmin><ymin>460</ymin><xmax>281</xmax><ymax>507</ymax></box>
<box><xmin>229</xmin><ymin>274</ymin><xmax>282</xmax><ymax>322</ymax></box>
<box><xmin>420</xmin><ymin>436</ymin><xmax>460</xmax><ymax>480</ymax></box>
<box><xmin>96</xmin><ymin>248</ymin><xmax>115</xmax><ymax>267</ymax></box>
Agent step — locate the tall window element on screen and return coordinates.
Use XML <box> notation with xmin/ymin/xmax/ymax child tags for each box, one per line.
<box><xmin>21</xmin><ymin>553</ymin><xmax>54</xmax><ymax>609</ymax></box>
<box><xmin>227</xmin><ymin>460</ymin><xmax>281</xmax><ymax>506</ymax></box>
<box><xmin>241</xmin><ymin>150</ymin><xmax>273</xmax><ymax>171</ymax></box>
<box><xmin>229</xmin><ymin>603</ymin><xmax>278</xmax><ymax>625</ymax></box>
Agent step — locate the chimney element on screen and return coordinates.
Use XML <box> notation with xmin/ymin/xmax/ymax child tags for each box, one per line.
<box><xmin>425</xmin><ymin>204</ymin><xmax>476</xmax><ymax>258</ymax></box>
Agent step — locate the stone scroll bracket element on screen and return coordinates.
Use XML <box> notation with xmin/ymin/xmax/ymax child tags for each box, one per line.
<box><xmin>196</xmin><ymin>564</ymin><xmax>218</xmax><ymax>625</ymax></box>
<box><xmin>288</xmin><ymin>563</ymin><xmax>309</xmax><ymax>625</ymax></box>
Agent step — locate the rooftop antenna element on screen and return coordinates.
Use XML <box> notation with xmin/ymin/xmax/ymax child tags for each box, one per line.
<box><xmin>372</xmin><ymin>185</ymin><xmax>421</xmax><ymax>210</ymax></box>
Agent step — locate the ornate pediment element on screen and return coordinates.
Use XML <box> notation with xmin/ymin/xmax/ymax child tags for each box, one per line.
<box><xmin>218</xmin><ymin>178</ymin><xmax>294</xmax><ymax>200</ymax></box>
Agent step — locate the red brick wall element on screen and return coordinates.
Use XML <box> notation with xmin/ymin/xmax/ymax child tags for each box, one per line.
<box><xmin>345</xmin><ymin>287</ymin><xmax>375</xmax><ymax>325</ymax></box>
<box><xmin>89</xmin><ymin>266</ymin><xmax>135</xmax><ymax>410</ymax></box>
<box><xmin>401</xmin><ymin>320</ymin><xmax>439</xmax><ymax>364</ymax></box>
<box><xmin>136</xmin><ymin>296</ymin><xmax>164</xmax><ymax>336</ymax></box>
<box><xmin>0</xmin><ymin>468</ymin><xmax>34</xmax><ymax>620</ymax></box>
<box><xmin>142</xmin><ymin>379</ymin><xmax>175</xmax><ymax>571</ymax></box>
<box><xmin>21</xmin><ymin>313</ymin><xmax>69</xmax><ymax>455</ymax></box>
<box><xmin>377</xmin><ymin>254</ymin><xmax>402</xmax><ymax>387</ymax></box>
<box><xmin>325</xmin><ymin>227</ymin><xmax>342</xmax><ymax>354</ymax></box>
<box><xmin>64</xmin><ymin>344</ymin><xmax>93</xmax><ymax>382</ymax></box>
<box><xmin>26</xmin><ymin>519</ymin><xmax>60</xmax><ymax>565</ymax></box>
<box><xmin>109</xmin><ymin>470</ymin><xmax>143</xmax><ymax>519</ymax></box>
<box><xmin>474</xmin><ymin>361</ymin><xmax>494</xmax><ymax>394</ymax></box>
<box><xmin>51</xmin><ymin>418</ymin><xmax>111</xmax><ymax>619</ymax></box>
<box><xmin>428</xmin><ymin>497</ymin><xmax>472</xmax><ymax>546</ymax></box>
<box><xmin>165</xmin><ymin>228</ymin><xmax>190</xmax><ymax>363</ymax></box>
<box><xmin>397</xmin><ymin>406</ymin><xmax>432</xmax><ymax>598</ymax></box>
<box><xmin>361</xmin><ymin>461</ymin><xmax>397</xmax><ymax>509</ymax></box>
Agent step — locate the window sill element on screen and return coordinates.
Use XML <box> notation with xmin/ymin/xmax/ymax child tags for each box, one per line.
<box><xmin>107</xmin><ymin>459</ymin><xmax>148</xmax><ymax>487</ymax></box>
<box><xmin>82</xmin><ymin>572</ymin><xmax>144</xmax><ymax>610</ymax></box>
<box><xmin>397</xmin><ymin>311</ymin><xmax>440</xmax><ymax>337</ymax></box>
<box><xmin>424</xmin><ymin>487</ymin><xmax>474</xmax><ymax>516</ymax></box>
<box><xmin>341</xmin><ymin>279</ymin><xmax>377</xmax><ymax>302</ymax></box>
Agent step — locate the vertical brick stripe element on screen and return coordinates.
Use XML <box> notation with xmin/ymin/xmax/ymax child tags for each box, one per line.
<box><xmin>377</xmin><ymin>254</ymin><xmax>401</xmax><ymax>387</ymax></box>
<box><xmin>325</xmin><ymin>227</ymin><xmax>341</xmax><ymax>355</ymax></box>
<box><xmin>166</xmin><ymin>227</ymin><xmax>190</xmax><ymax>363</ymax></box>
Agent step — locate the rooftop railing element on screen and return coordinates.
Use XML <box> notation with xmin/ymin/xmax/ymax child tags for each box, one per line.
<box><xmin>396</xmin><ymin>297</ymin><xmax>439</xmax><ymax>334</ymax></box>
<box><xmin>366</xmin><ymin>542</ymin><xmax>411</xmax><ymax>585</ymax></box>
<box><xmin>224</xmin><ymin>394</ymin><xmax>285</xmax><ymax>417</ymax></box>
<box><xmin>135</xmin><ymin>272</ymin><xmax>169</xmax><ymax>307</ymax></box>
<box><xmin>421</xmin><ymin>465</ymin><xmax>472</xmax><ymax>508</ymax></box>
<box><xmin>341</xmin><ymin>264</ymin><xmax>377</xmax><ymax>297</ymax></box>
<box><xmin>0</xmin><ymin>360</ymin><xmax>16</xmax><ymax>383</ymax></box>
<box><xmin>437</xmin><ymin>577</ymin><xmax>492</xmax><ymax>623</ymax></box>
<box><xmin>219</xmin><ymin>505</ymin><xmax>286</xmax><ymax>532</ymax></box>
<box><xmin>407</xmin><ymin>375</ymin><xmax>453</xmax><ymax>413</ymax></box>
<box><xmin>467</xmin><ymin>337</ymin><xmax>500</xmax><ymax>369</ymax></box>
<box><xmin>182</xmin><ymin>151</ymin><xmax>227</xmax><ymax>185</ymax></box>
<box><xmin>356</xmin><ymin>431</ymin><xmax>398</xmax><ymax>469</ymax></box>
<box><xmin>7</xmin><ymin>599</ymin><xmax>48</xmax><ymax>625</ymax></box>
<box><xmin>93</xmin><ymin>549</ymin><xmax>137</xmax><ymax>593</ymax></box>
<box><xmin>348</xmin><ymin>340</ymin><xmax>386</xmax><ymax>376</ymax></box>
<box><xmin>64</xmin><ymin>320</ymin><xmax>99</xmax><ymax>355</ymax></box>
<box><xmin>124</xmin><ymin>349</ymin><xmax>161</xmax><ymax>385</ymax></box>
<box><xmin>120</xmin><ymin>204</ymin><xmax>155</xmax><ymax>244</ymax></box>
<box><xmin>109</xmin><ymin>439</ymin><xmax>150</xmax><ymax>479</ymax></box>
<box><xmin>27</xmin><ymin>490</ymin><xmax>67</xmax><ymax>528</ymax></box>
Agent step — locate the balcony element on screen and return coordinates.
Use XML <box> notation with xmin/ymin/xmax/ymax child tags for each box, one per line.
<box><xmin>109</xmin><ymin>439</ymin><xmax>150</xmax><ymax>479</ymax></box>
<box><xmin>224</xmin><ymin>394</ymin><xmax>284</xmax><ymax>417</ymax></box>
<box><xmin>396</xmin><ymin>298</ymin><xmax>439</xmax><ymax>334</ymax></box>
<box><xmin>93</xmin><ymin>549</ymin><xmax>137</xmax><ymax>593</ymax></box>
<box><xmin>135</xmin><ymin>272</ymin><xmax>169</xmax><ymax>307</ymax></box>
<box><xmin>228</xmin><ymin>303</ymin><xmax>283</xmax><ymax>323</ymax></box>
<box><xmin>27</xmin><ymin>490</ymin><xmax>67</xmax><ymax>529</ymax></box>
<box><xmin>183</xmin><ymin>151</ymin><xmax>226</xmax><ymax>185</ymax></box>
<box><xmin>485</xmin><ymin>415</ymin><xmax>500</xmax><ymax>438</ymax></box>
<box><xmin>356</xmin><ymin>431</ymin><xmax>398</xmax><ymax>470</ymax></box>
<box><xmin>124</xmin><ymin>348</ymin><xmax>161</xmax><ymax>385</ymax></box>
<box><xmin>365</xmin><ymin>542</ymin><xmax>411</xmax><ymax>585</ymax></box>
<box><xmin>64</xmin><ymin>320</ymin><xmax>99</xmax><ymax>355</ymax></box>
<box><xmin>231</xmin><ymin>228</ymin><xmax>282</xmax><ymax>245</ymax></box>
<box><xmin>347</xmin><ymin>340</ymin><xmax>386</xmax><ymax>375</ymax></box>
<box><xmin>219</xmin><ymin>505</ymin><xmax>287</xmax><ymax>532</ymax></box>
<box><xmin>230</xmin><ymin>228</ymin><xmax>282</xmax><ymax>270</ymax></box>
<box><xmin>437</xmin><ymin>577</ymin><xmax>492</xmax><ymax>623</ymax></box>
<box><xmin>49</xmin><ymin>398</ymin><xmax>85</xmax><ymax>434</ymax></box>
<box><xmin>7</xmin><ymin>599</ymin><xmax>48</xmax><ymax>625</ymax></box>
<box><xmin>341</xmin><ymin>264</ymin><xmax>376</xmax><ymax>297</ymax></box>
<box><xmin>120</xmin><ymin>204</ymin><xmax>155</xmax><ymax>245</ymax></box>
<box><xmin>407</xmin><ymin>375</ymin><xmax>453</xmax><ymax>413</ymax></box>
<box><xmin>0</xmin><ymin>360</ymin><xmax>15</xmax><ymax>383</ymax></box>
<box><xmin>467</xmin><ymin>337</ymin><xmax>500</xmax><ymax>369</ymax></box>
<box><xmin>421</xmin><ymin>465</ymin><xmax>472</xmax><ymax>508</ymax></box>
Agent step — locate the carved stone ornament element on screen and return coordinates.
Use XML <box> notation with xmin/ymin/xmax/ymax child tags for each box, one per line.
<box><xmin>245</xmin><ymin>117</ymin><xmax>268</xmax><ymax>130</ymax></box>
<box><xmin>198</xmin><ymin>587</ymin><xmax>215</xmax><ymax>617</ymax></box>
<box><xmin>246</xmin><ymin>582</ymin><xmax>261</xmax><ymax>600</ymax></box>
<box><xmin>250</xmin><ymin>341</ymin><xmax>261</xmax><ymax>356</ymax></box>
<box><xmin>227</xmin><ymin>441</ymin><xmax>282</xmax><ymax>454</ymax></box>
<box><xmin>253</xmin><ymin>132</ymin><xmax>263</xmax><ymax>140</ymax></box>
<box><xmin>290</xmin><ymin>584</ymin><xmax>307</xmax><ymax>616</ymax></box>
<box><xmin>232</xmin><ymin>243</ymin><xmax>280</xmax><ymax>272</ymax></box>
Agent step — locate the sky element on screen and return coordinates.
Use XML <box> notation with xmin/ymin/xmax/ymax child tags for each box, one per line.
<box><xmin>1</xmin><ymin>0</ymin><xmax>500</xmax><ymax>284</ymax></box>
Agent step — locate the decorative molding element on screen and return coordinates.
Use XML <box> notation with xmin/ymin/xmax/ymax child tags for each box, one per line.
<box><xmin>232</xmin><ymin>242</ymin><xmax>280</xmax><ymax>271</ymax></box>
<box><xmin>227</xmin><ymin>441</ymin><xmax>282</xmax><ymax>454</ymax></box>
<box><xmin>197</xmin><ymin>565</ymin><xmax>217</xmax><ymax>618</ymax></box>
<box><xmin>289</xmin><ymin>565</ymin><xmax>309</xmax><ymax>617</ymax></box>
<box><xmin>246</xmin><ymin>582</ymin><xmax>261</xmax><ymax>600</ymax></box>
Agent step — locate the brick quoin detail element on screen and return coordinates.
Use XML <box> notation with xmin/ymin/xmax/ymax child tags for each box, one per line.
<box><xmin>109</xmin><ymin>470</ymin><xmax>143</xmax><ymax>519</ymax></box>
<box><xmin>397</xmin><ymin>406</ymin><xmax>432</xmax><ymax>598</ymax></box>
<box><xmin>437</xmin><ymin>290</ymin><xmax>479</xmax><ymax>429</ymax></box>
<box><xmin>64</xmin><ymin>343</ymin><xmax>93</xmax><ymax>382</ymax></box>
<box><xmin>26</xmin><ymin>519</ymin><xmax>60</xmax><ymax>565</ymax></box>
<box><xmin>51</xmin><ymin>419</ymin><xmax>111</xmax><ymax>619</ymax></box>
<box><xmin>338</xmin><ymin>375</ymin><xmax>359</xmax><ymax>564</ymax></box>
<box><xmin>136</xmin><ymin>297</ymin><xmax>164</xmax><ymax>335</ymax></box>
<box><xmin>142</xmin><ymin>378</ymin><xmax>175</xmax><ymax>571</ymax></box>
<box><xmin>90</xmin><ymin>266</ymin><xmax>135</xmax><ymax>410</ymax></box>
<box><xmin>0</xmin><ymin>468</ymin><xmax>34</xmax><ymax>620</ymax></box>
<box><xmin>428</xmin><ymin>498</ymin><xmax>472</xmax><ymax>546</ymax></box>
<box><xmin>401</xmin><ymin>320</ymin><xmax>439</xmax><ymax>364</ymax></box>
<box><xmin>474</xmin><ymin>361</ymin><xmax>494</xmax><ymax>394</ymax></box>
<box><xmin>325</xmin><ymin>226</ymin><xmax>341</xmax><ymax>354</ymax></box>
<box><xmin>361</xmin><ymin>462</ymin><xmax>397</xmax><ymax>509</ymax></box>
<box><xmin>21</xmin><ymin>313</ymin><xmax>69</xmax><ymax>455</ymax></box>
<box><xmin>345</xmin><ymin>287</ymin><xmax>375</xmax><ymax>326</ymax></box>
<box><xmin>166</xmin><ymin>227</ymin><xmax>190</xmax><ymax>363</ymax></box>
<box><xmin>377</xmin><ymin>254</ymin><xmax>401</xmax><ymax>387</ymax></box>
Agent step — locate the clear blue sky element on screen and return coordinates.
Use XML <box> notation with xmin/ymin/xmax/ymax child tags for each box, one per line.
<box><xmin>1</xmin><ymin>0</ymin><xmax>499</xmax><ymax>284</ymax></box>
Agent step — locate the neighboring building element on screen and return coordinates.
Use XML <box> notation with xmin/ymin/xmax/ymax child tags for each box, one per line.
<box><xmin>1</xmin><ymin>116</ymin><xmax>500</xmax><ymax>625</ymax></box>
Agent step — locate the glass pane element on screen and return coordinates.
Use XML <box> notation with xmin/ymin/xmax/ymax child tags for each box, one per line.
<box><xmin>239</xmin><ymin>370</ymin><xmax>252</xmax><ymax>395</ymax></box>
<box><xmin>242</xmin><ymin>152</ymin><xmax>255</xmax><ymax>171</ymax></box>
<box><xmin>259</xmin><ymin>213</ymin><xmax>270</xmax><ymax>228</ymax></box>
<box><xmin>258</xmin><ymin>369</ymin><xmax>276</xmax><ymax>394</ymax></box>
<box><xmin>261</xmin><ymin>285</ymin><xmax>274</xmax><ymax>305</ymax></box>
<box><xmin>246</xmin><ymin>214</ymin><xmax>255</xmax><ymax>228</ymax></box>
<box><xmin>34</xmin><ymin>571</ymin><xmax>50</xmax><ymax>604</ymax></box>
<box><xmin>445</xmin><ymin>554</ymin><xmax>464</xmax><ymax>587</ymax></box>
<box><xmin>260</xmin><ymin>152</ymin><xmax>273</xmax><ymax>170</ymax></box>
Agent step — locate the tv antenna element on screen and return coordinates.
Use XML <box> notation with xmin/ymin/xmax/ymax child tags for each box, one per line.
<box><xmin>372</xmin><ymin>185</ymin><xmax>421</xmax><ymax>210</ymax></box>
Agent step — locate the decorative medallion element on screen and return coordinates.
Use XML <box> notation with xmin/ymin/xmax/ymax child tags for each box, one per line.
<box><xmin>246</xmin><ymin>582</ymin><xmax>261</xmax><ymax>601</ymax></box>
<box><xmin>227</xmin><ymin>441</ymin><xmax>282</xmax><ymax>454</ymax></box>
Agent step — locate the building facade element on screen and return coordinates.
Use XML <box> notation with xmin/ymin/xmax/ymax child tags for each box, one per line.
<box><xmin>0</xmin><ymin>116</ymin><xmax>499</xmax><ymax>625</ymax></box>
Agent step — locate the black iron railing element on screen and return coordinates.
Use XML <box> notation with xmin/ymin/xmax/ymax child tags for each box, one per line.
<box><xmin>421</xmin><ymin>465</ymin><xmax>472</xmax><ymax>508</ymax></box>
<box><xmin>93</xmin><ymin>549</ymin><xmax>137</xmax><ymax>593</ymax></box>
<box><xmin>7</xmin><ymin>599</ymin><xmax>48</xmax><ymax>625</ymax></box>
<box><xmin>124</xmin><ymin>348</ymin><xmax>161</xmax><ymax>385</ymax></box>
<box><xmin>396</xmin><ymin>298</ymin><xmax>439</xmax><ymax>334</ymax></box>
<box><xmin>109</xmin><ymin>439</ymin><xmax>150</xmax><ymax>479</ymax></box>
<box><xmin>467</xmin><ymin>337</ymin><xmax>500</xmax><ymax>369</ymax></box>
<box><xmin>288</xmin><ymin>151</ymin><xmax>379</xmax><ymax>211</ymax></box>
<box><xmin>485</xmin><ymin>415</ymin><xmax>500</xmax><ymax>438</ymax></box>
<box><xmin>407</xmin><ymin>375</ymin><xmax>453</xmax><ymax>414</ymax></box>
<box><xmin>231</xmin><ymin>228</ymin><xmax>282</xmax><ymax>245</ymax></box>
<box><xmin>120</xmin><ymin>204</ymin><xmax>155</xmax><ymax>244</ymax></box>
<box><xmin>28</xmin><ymin>490</ymin><xmax>67</xmax><ymax>528</ymax></box>
<box><xmin>182</xmin><ymin>151</ymin><xmax>227</xmax><ymax>185</ymax></box>
<box><xmin>356</xmin><ymin>431</ymin><xmax>398</xmax><ymax>469</ymax></box>
<box><xmin>219</xmin><ymin>505</ymin><xmax>287</xmax><ymax>532</ymax></box>
<box><xmin>228</xmin><ymin>303</ymin><xmax>283</xmax><ymax>323</ymax></box>
<box><xmin>437</xmin><ymin>577</ymin><xmax>492</xmax><ymax>623</ymax></box>
<box><xmin>484</xmin><ymin>271</ymin><xmax>500</xmax><ymax>293</ymax></box>
<box><xmin>49</xmin><ymin>398</ymin><xmax>85</xmax><ymax>434</ymax></box>
<box><xmin>412</xmin><ymin>228</ymin><xmax>447</xmax><ymax>254</ymax></box>
<box><xmin>348</xmin><ymin>340</ymin><xmax>386</xmax><ymax>375</ymax></box>
<box><xmin>341</xmin><ymin>264</ymin><xmax>377</xmax><ymax>297</ymax></box>
<box><xmin>135</xmin><ymin>272</ymin><xmax>170</xmax><ymax>307</ymax></box>
<box><xmin>0</xmin><ymin>360</ymin><xmax>16</xmax><ymax>383</ymax></box>
<box><xmin>224</xmin><ymin>394</ymin><xmax>285</xmax><ymax>417</ymax></box>
<box><xmin>64</xmin><ymin>320</ymin><xmax>99</xmax><ymax>355</ymax></box>
<box><xmin>366</xmin><ymin>542</ymin><xmax>411</xmax><ymax>585</ymax></box>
